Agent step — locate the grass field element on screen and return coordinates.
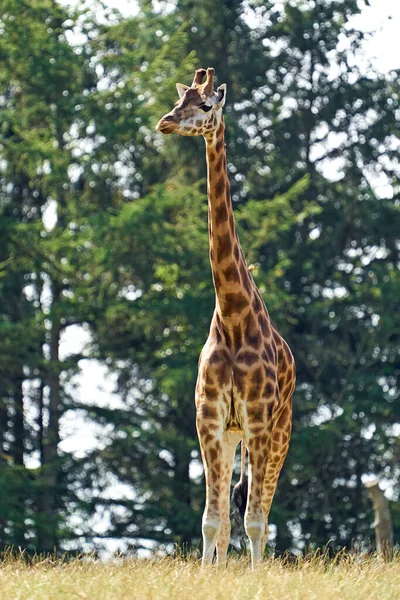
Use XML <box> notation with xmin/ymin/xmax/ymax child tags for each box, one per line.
<box><xmin>0</xmin><ymin>552</ymin><xmax>399</xmax><ymax>599</ymax></box>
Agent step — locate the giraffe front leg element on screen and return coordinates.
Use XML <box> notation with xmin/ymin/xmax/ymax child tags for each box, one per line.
<box><xmin>216</xmin><ymin>431</ymin><xmax>241</xmax><ymax>566</ymax></box>
<box><xmin>197</xmin><ymin>411</ymin><xmax>224</xmax><ymax>567</ymax></box>
<box><xmin>245</xmin><ymin>429</ymin><xmax>271</xmax><ymax>568</ymax></box>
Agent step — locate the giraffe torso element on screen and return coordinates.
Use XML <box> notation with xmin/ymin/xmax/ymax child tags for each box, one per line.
<box><xmin>196</xmin><ymin>283</ymin><xmax>295</xmax><ymax>442</ymax></box>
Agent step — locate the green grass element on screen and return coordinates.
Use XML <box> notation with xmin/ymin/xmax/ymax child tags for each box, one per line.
<box><xmin>0</xmin><ymin>551</ymin><xmax>399</xmax><ymax>599</ymax></box>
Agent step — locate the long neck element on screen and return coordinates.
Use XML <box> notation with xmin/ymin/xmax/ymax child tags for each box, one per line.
<box><xmin>204</xmin><ymin>120</ymin><xmax>253</xmax><ymax>319</ymax></box>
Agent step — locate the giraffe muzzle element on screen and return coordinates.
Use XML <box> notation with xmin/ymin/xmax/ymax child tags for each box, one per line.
<box><xmin>156</xmin><ymin>114</ymin><xmax>178</xmax><ymax>134</ymax></box>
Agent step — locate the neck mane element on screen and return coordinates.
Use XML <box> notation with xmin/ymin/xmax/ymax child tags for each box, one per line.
<box><xmin>204</xmin><ymin>120</ymin><xmax>254</xmax><ymax>321</ymax></box>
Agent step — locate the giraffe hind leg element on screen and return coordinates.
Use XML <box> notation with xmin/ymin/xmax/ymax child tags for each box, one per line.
<box><xmin>245</xmin><ymin>429</ymin><xmax>271</xmax><ymax>568</ymax></box>
<box><xmin>261</xmin><ymin>406</ymin><xmax>292</xmax><ymax>554</ymax></box>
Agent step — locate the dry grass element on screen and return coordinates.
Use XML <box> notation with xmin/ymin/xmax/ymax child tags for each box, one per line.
<box><xmin>0</xmin><ymin>551</ymin><xmax>399</xmax><ymax>600</ymax></box>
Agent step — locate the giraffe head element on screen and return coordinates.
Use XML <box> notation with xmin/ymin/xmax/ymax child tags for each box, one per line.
<box><xmin>156</xmin><ymin>67</ymin><xmax>226</xmax><ymax>136</ymax></box>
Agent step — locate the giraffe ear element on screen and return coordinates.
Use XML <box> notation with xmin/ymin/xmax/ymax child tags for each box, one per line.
<box><xmin>216</xmin><ymin>84</ymin><xmax>227</xmax><ymax>108</ymax></box>
<box><xmin>176</xmin><ymin>83</ymin><xmax>189</xmax><ymax>98</ymax></box>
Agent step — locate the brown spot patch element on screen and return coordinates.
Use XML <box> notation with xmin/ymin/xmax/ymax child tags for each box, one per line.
<box><xmin>252</xmin><ymin>366</ymin><xmax>264</xmax><ymax>388</ymax></box>
<box><xmin>216</xmin><ymin>137</ymin><xmax>224</xmax><ymax>153</ymax></box>
<box><xmin>278</xmin><ymin>405</ymin><xmax>290</xmax><ymax>427</ymax></box>
<box><xmin>216</xmin><ymin>232</ymin><xmax>232</xmax><ymax>262</ymax></box>
<box><xmin>284</xmin><ymin>342</ymin><xmax>292</xmax><ymax>361</ymax></box>
<box><xmin>248</xmin><ymin>367</ymin><xmax>264</xmax><ymax>402</ymax></box>
<box><xmin>239</xmin><ymin>262</ymin><xmax>252</xmax><ymax>295</ymax></box>
<box><xmin>233</xmin><ymin>366</ymin><xmax>247</xmax><ymax>396</ymax></box>
<box><xmin>273</xmin><ymin>431</ymin><xmax>281</xmax><ymax>442</ymax></box>
<box><xmin>204</xmin><ymin>367</ymin><xmax>213</xmax><ymax>383</ymax></box>
<box><xmin>209</xmin><ymin>151</ymin><xmax>216</xmax><ymax>162</ymax></box>
<box><xmin>211</xmin><ymin>469</ymin><xmax>220</xmax><ymax>482</ymax></box>
<box><xmin>215</xmin><ymin>200</ymin><xmax>228</xmax><ymax>226</ymax></box>
<box><xmin>253</xmin><ymin>293</ymin><xmax>262</xmax><ymax>313</ymax></box>
<box><xmin>245</xmin><ymin>312</ymin><xmax>262</xmax><ymax>348</ymax></box>
<box><xmin>209</xmin><ymin>321</ymin><xmax>221</xmax><ymax>345</ymax></box>
<box><xmin>257</xmin><ymin>454</ymin><xmax>266</xmax><ymax>470</ymax></box>
<box><xmin>264</xmin><ymin>345</ymin><xmax>274</xmax><ymax>363</ymax></box>
<box><xmin>285</xmin><ymin>368</ymin><xmax>294</xmax><ymax>384</ymax></box>
<box><xmin>265</xmin><ymin>365</ymin><xmax>275</xmax><ymax>380</ymax></box>
<box><xmin>197</xmin><ymin>425</ymin><xmax>208</xmax><ymax>438</ymax></box>
<box><xmin>222</xmin><ymin>292</ymin><xmax>248</xmax><ymax>315</ymax></box>
<box><xmin>216</xmin><ymin>362</ymin><xmax>231</xmax><ymax>387</ymax></box>
<box><xmin>213</xmin><ymin>272</ymin><xmax>221</xmax><ymax>292</ymax></box>
<box><xmin>258</xmin><ymin>315</ymin><xmax>270</xmax><ymax>337</ymax></box>
<box><xmin>248</xmin><ymin>387</ymin><xmax>260</xmax><ymax>403</ymax></box>
<box><xmin>198</xmin><ymin>404</ymin><xmax>218</xmax><ymax>420</ymax></box>
<box><xmin>208</xmin><ymin>447</ymin><xmax>218</xmax><ymax>463</ymax></box>
<box><xmin>209</xmin><ymin>349</ymin><xmax>230</xmax><ymax>364</ymax></box>
<box><xmin>250</xmin><ymin>425</ymin><xmax>264</xmax><ymax>436</ymax></box>
<box><xmin>237</xmin><ymin>351</ymin><xmax>259</xmax><ymax>366</ymax></box>
<box><xmin>205</xmin><ymin>386</ymin><xmax>219</xmax><ymax>401</ymax></box>
<box><xmin>203</xmin><ymin>433</ymin><xmax>214</xmax><ymax>445</ymax></box>
<box><xmin>272</xmin><ymin>328</ymin><xmax>281</xmax><ymax>344</ymax></box>
<box><xmin>248</xmin><ymin>404</ymin><xmax>265</xmax><ymax>422</ymax></box>
<box><xmin>231</xmin><ymin>324</ymin><xmax>242</xmax><ymax>353</ymax></box>
<box><xmin>216</xmin><ymin>154</ymin><xmax>224</xmax><ymax>172</ymax></box>
<box><xmin>215</xmin><ymin>175</ymin><xmax>225</xmax><ymax>198</ymax></box>
<box><xmin>263</xmin><ymin>381</ymin><xmax>274</xmax><ymax>398</ymax></box>
<box><xmin>223</xmin><ymin>263</ymin><xmax>240</xmax><ymax>283</ymax></box>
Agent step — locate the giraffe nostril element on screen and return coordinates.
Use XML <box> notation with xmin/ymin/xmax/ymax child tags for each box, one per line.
<box><xmin>163</xmin><ymin>114</ymin><xmax>175</xmax><ymax>122</ymax></box>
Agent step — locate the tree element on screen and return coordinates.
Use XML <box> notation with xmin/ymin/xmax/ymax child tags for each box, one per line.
<box><xmin>0</xmin><ymin>0</ymin><xmax>198</xmax><ymax>552</ymax></box>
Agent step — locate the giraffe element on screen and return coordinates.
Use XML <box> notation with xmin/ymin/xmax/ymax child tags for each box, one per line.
<box><xmin>156</xmin><ymin>67</ymin><xmax>295</xmax><ymax>568</ymax></box>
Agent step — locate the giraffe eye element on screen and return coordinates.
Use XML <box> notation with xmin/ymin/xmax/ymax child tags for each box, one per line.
<box><xmin>200</xmin><ymin>104</ymin><xmax>212</xmax><ymax>112</ymax></box>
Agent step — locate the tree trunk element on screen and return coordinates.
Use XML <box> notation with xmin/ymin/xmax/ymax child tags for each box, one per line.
<box><xmin>12</xmin><ymin>374</ymin><xmax>25</xmax><ymax>466</ymax></box>
<box><xmin>12</xmin><ymin>375</ymin><xmax>27</xmax><ymax>547</ymax></box>
<box><xmin>38</xmin><ymin>282</ymin><xmax>62</xmax><ymax>553</ymax></box>
<box><xmin>365</xmin><ymin>479</ymin><xmax>393</xmax><ymax>560</ymax></box>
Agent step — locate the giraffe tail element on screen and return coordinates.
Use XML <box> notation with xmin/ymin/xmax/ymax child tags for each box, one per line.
<box><xmin>231</xmin><ymin>438</ymin><xmax>248</xmax><ymax>520</ymax></box>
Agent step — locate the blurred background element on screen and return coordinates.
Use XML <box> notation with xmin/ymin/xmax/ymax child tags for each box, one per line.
<box><xmin>0</xmin><ymin>0</ymin><xmax>399</xmax><ymax>557</ymax></box>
